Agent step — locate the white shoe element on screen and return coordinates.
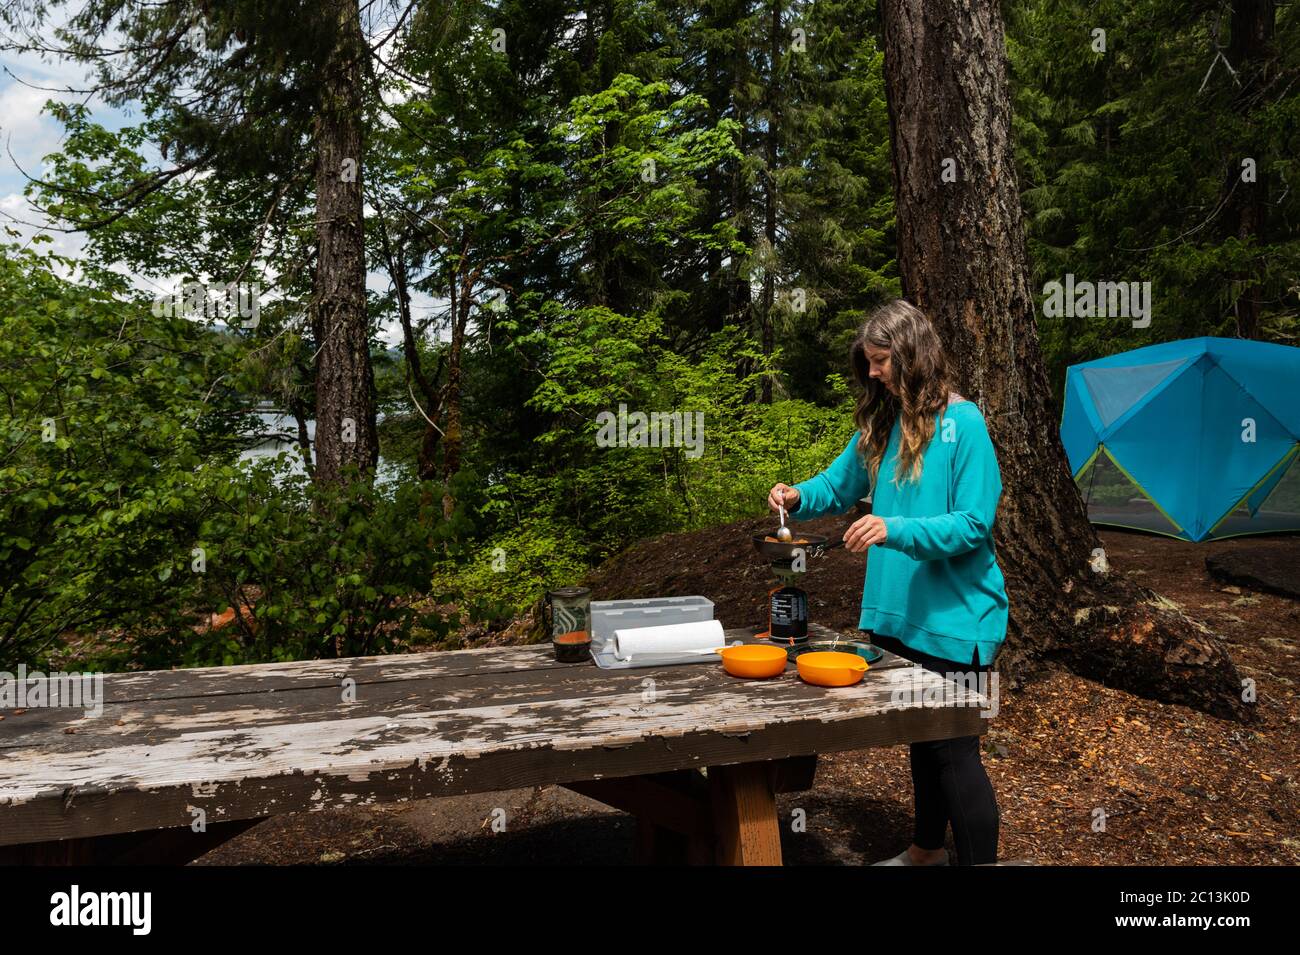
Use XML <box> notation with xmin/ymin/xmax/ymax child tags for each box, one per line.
<box><xmin>871</xmin><ymin>848</ymin><xmax>949</xmax><ymax>866</ymax></box>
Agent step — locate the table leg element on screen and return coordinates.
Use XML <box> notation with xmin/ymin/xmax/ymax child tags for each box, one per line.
<box><xmin>565</xmin><ymin>755</ymin><xmax>812</xmax><ymax>866</ymax></box>
<box><xmin>707</xmin><ymin>761</ymin><xmax>783</xmax><ymax>866</ymax></box>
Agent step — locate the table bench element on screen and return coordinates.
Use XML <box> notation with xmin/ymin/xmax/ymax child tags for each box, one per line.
<box><xmin>0</xmin><ymin>624</ymin><xmax>990</xmax><ymax>865</ymax></box>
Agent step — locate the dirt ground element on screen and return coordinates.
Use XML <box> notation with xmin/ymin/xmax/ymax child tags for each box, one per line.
<box><xmin>197</xmin><ymin>521</ymin><xmax>1300</xmax><ymax>865</ymax></box>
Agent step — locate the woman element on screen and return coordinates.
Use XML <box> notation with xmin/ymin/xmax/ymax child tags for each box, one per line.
<box><xmin>768</xmin><ymin>298</ymin><xmax>1007</xmax><ymax>866</ymax></box>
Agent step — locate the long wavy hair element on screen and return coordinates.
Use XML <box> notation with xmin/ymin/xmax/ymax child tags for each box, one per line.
<box><xmin>849</xmin><ymin>299</ymin><xmax>956</xmax><ymax>486</ymax></box>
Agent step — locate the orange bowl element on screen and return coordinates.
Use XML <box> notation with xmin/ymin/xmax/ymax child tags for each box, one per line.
<box><xmin>796</xmin><ymin>650</ymin><xmax>868</xmax><ymax>687</ymax></box>
<box><xmin>716</xmin><ymin>644</ymin><xmax>789</xmax><ymax>679</ymax></box>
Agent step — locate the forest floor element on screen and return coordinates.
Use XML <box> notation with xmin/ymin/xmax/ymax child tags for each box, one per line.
<box><xmin>197</xmin><ymin>520</ymin><xmax>1300</xmax><ymax>865</ymax></box>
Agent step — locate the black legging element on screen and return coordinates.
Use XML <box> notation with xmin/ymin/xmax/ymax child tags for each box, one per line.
<box><xmin>868</xmin><ymin>632</ymin><xmax>1000</xmax><ymax>865</ymax></box>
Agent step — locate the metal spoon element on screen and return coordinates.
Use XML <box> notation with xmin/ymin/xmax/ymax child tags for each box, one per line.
<box><xmin>776</xmin><ymin>502</ymin><xmax>793</xmax><ymax>542</ymax></box>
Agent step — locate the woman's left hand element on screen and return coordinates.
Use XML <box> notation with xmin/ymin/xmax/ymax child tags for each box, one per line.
<box><xmin>842</xmin><ymin>514</ymin><xmax>888</xmax><ymax>553</ymax></box>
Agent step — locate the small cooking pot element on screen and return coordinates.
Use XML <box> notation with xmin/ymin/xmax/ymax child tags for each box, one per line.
<box><xmin>756</xmin><ymin>497</ymin><xmax>869</xmax><ymax>560</ymax></box>
<box><xmin>751</xmin><ymin>532</ymin><xmax>847</xmax><ymax>561</ymax></box>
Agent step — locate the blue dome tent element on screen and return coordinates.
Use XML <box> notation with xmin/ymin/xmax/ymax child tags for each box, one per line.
<box><xmin>1061</xmin><ymin>337</ymin><xmax>1300</xmax><ymax>542</ymax></box>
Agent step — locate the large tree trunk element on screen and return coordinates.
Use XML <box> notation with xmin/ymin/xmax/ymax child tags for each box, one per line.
<box><xmin>877</xmin><ymin>0</ymin><xmax>1248</xmax><ymax>719</ymax></box>
<box><xmin>311</xmin><ymin>0</ymin><xmax>379</xmax><ymax>486</ymax></box>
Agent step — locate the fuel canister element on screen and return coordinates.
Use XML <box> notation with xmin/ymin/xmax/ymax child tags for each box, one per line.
<box><xmin>770</xmin><ymin>584</ymin><xmax>808</xmax><ymax>642</ymax></box>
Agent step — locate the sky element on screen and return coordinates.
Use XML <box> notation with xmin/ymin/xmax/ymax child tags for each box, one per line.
<box><xmin>0</xmin><ymin>28</ymin><xmax>124</xmax><ymax>264</ymax></box>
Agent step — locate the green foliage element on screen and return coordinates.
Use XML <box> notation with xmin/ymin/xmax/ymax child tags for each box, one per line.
<box><xmin>0</xmin><ymin>245</ymin><xmax>248</xmax><ymax>668</ymax></box>
<box><xmin>10</xmin><ymin>0</ymin><xmax>1298</xmax><ymax>673</ymax></box>
<box><xmin>1008</xmin><ymin>0</ymin><xmax>1300</xmax><ymax>399</ymax></box>
<box><xmin>771</xmin><ymin>0</ymin><xmax>901</xmax><ymax>404</ymax></box>
<box><xmin>430</xmin><ymin>517</ymin><xmax>591</xmax><ymax>637</ymax></box>
<box><xmin>0</xmin><ymin>247</ymin><xmax>457</xmax><ymax>670</ymax></box>
<box><xmin>485</xmin><ymin>305</ymin><xmax>854</xmax><ymax>579</ymax></box>
<box><xmin>552</xmin><ymin>74</ymin><xmax>744</xmax><ymax>249</ymax></box>
<box><xmin>161</xmin><ymin>458</ymin><xmax>452</xmax><ymax>667</ymax></box>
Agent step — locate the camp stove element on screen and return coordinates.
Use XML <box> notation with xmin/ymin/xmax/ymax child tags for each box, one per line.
<box><xmin>750</xmin><ymin>499</ymin><xmax>870</xmax><ymax>648</ymax></box>
<box><xmin>750</xmin><ymin>535</ymin><xmax>843</xmax><ymax>646</ymax></box>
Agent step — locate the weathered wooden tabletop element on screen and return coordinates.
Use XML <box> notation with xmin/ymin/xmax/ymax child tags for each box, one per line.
<box><xmin>0</xmin><ymin>623</ymin><xmax>990</xmax><ymax>855</ymax></box>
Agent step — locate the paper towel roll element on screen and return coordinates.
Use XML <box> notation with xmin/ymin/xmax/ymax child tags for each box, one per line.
<box><xmin>612</xmin><ymin>619</ymin><xmax>724</xmax><ymax>660</ymax></box>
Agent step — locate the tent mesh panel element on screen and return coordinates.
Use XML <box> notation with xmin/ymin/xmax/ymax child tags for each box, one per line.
<box><xmin>1079</xmin><ymin>357</ymin><xmax>1188</xmax><ymax>428</ymax></box>
<box><xmin>1210</xmin><ymin>447</ymin><xmax>1300</xmax><ymax>539</ymax></box>
<box><xmin>1076</xmin><ymin>449</ymin><xmax>1184</xmax><ymax>537</ymax></box>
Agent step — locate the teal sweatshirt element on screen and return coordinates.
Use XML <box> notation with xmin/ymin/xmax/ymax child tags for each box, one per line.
<box><xmin>789</xmin><ymin>400</ymin><xmax>1008</xmax><ymax>666</ymax></box>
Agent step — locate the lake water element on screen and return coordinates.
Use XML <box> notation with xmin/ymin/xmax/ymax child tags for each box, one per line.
<box><xmin>238</xmin><ymin>405</ymin><xmax>404</xmax><ymax>486</ymax></box>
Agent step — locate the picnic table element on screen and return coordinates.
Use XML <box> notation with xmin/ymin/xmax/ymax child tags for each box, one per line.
<box><xmin>0</xmin><ymin>623</ymin><xmax>990</xmax><ymax>865</ymax></box>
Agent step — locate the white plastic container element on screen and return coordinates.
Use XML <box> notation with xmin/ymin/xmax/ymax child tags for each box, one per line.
<box><xmin>589</xmin><ymin>596</ymin><xmax>714</xmax><ymax>653</ymax></box>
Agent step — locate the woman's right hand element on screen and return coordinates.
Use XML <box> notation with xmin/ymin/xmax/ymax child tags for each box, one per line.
<box><xmin>768</xmin><ymin>483</ymin><xmax>800</xmax><ymax>514</ymax></box>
